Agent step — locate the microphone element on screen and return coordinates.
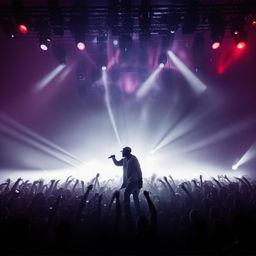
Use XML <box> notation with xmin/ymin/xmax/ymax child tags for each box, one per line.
<box><xmin>108</xmin><ymin>155</ymin><xmax>114</xmax><ymax>159</ymax></box>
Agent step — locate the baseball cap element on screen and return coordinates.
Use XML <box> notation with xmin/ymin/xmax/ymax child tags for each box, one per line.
<box><xmin>120</xmin><ymin>146</ymin><xmax>132</xmax><ymax>153</ymax></box>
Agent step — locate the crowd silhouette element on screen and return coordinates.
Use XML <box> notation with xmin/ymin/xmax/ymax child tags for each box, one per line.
<box><xmin>0</xmin><ymin>173</ymin><xmax>256</xmax><ymax>255</ymax></box>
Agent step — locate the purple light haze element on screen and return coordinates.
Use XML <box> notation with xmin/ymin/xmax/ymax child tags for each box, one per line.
<box><xmin>1</xmin><ymin>28</ymin><xmax>256</xmax><ymax>181</ymax></box>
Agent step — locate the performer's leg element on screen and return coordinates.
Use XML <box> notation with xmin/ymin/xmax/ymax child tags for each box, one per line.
<box><xmin>132</xmin><ymin>189</ymin><xmax>141</xmax><ymax>216</ymax></box>
<box><xmin>124</xmin><ymin>186</ymin><xmax>132</xmax><ymax>216</ymax></box>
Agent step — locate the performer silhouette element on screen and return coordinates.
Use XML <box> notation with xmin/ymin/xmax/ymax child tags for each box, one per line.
<box><xmin>109</xmin><ymin>147</ymin><xmax>142</xmax><ymax>216</ymax></box>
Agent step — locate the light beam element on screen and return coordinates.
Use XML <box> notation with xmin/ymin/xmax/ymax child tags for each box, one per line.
<box><xmin>35</xmin><ymin>64</ymin><xmax>66</xmax><ymax>91</ymax></box>
<box><xmin>167</xmin><ymin>50</ymin><xmax>207</xmax><ymax>93</ymax></box>
<box><xmin>0</xmin><ymin>113</ymin><xmax>85</xmax><ymax>166</ymax></box>
<box><xmin>102</xmin><ymin>70</ymin><xmax>122</xmax><ymax>145</ymax></box>
<box><xmin>0</xmin><ymin>123</ymin><xmax>79</xmax><ymax>169</ymax></box>
<box><xmin>232</xmin><ymin>142</ymin><xmax>256</xmax><ymax>170</ymax></box>
<box><xmin>136</xmin><ymin>66</ymin><xmax>163</xmax><ymax>98</ymax></box>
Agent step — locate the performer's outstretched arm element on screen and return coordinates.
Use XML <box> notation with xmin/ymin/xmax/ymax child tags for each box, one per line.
<box><xmin>109</xmin><ymin>155</ymin><xmax>123</xmax><ymax>166</ymax></box>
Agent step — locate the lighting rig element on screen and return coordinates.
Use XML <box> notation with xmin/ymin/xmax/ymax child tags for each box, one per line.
<box><xmin>0</xmin><ymin>0</ymin><xmax>255</xmax><ymax>52</ymax></box>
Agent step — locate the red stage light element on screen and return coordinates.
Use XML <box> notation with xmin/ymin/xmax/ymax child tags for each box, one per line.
<box><xmin>212</xmin><ymin>42</ymin><xmax>220</xmax><ymax>50</ymax></box>
<box><xmin>236</xmin><ymin>41</ymin><xmax>246</xmax><ymax>50</ymax></box>
<box><xmin>18</xmin><ymin>24</ymin><xmax>28</xmax><ymax>34</ymax></box>
<box><xmin>252</xmin><ymin>20</ymin><xmax>256</xmax><ymax>26</ymax></box>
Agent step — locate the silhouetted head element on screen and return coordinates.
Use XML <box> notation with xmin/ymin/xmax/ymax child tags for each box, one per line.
<box><xmin>121</xmin><ymin>146</ymin><xmax>132</xmax><ymax>158</ymax></box>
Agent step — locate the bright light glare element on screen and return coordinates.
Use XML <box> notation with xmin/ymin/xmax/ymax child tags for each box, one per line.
<box><xmin>232</xmin><ymin>164</ymin><xmax>238</xmax><ymax>170</ymax></box>
<box><xmin>0</xmin><ymin>156</ymin><xmax>246</xmax><ymax>183</ymax></box>
<box><xmin>77</xmin><ymin>42</ymin><xmax>85</xmax><ymax>50</ymax></box>
<box><xmin>102</xmin><ymin>65</ymin><xmax>107</xmax><ymax>71</ymax></box>
<box><xmin>36</xmin><ymin>64</ymin><xmax>66</xmax><ymax>91</ymax></box>
<box><xmin>212</xmin><ymin>42</ymin><xmax>220</xmax><ymax>50</ymax></box>
<box><xmin>113</xmin><ymin>39</ymin><xmax>119</xmax><ymax>46</ymax></box>
<box><xmin>231</xmin><ymin>143</ymin><xmax>256</xmax><ymax>170</ymax></box>
<box><xmin>136</xmin><ymin>66</ymin><xmax>162</xmax><ymax>98</ymax></box>
<box><xmin>18</xmin><ymin>24</ymin><xmax>28</xmax><ymax>34</ymax></box>
<box><xmin>167</xmin><ymin>51</ymin><xmax>207</xmax><ymax>93</ymax></box>
<box><xmin>236</xmin><ymin>42</ymin><xmax>246</xmax><ymax>50</ymax></box>
<box><xmin>40</xmin><ymin>44</ymin><xmax>48</xmax><ymax>51</ymax></box>
<box><xmin>159</xmin><ymin>63</ymin><xmax>165</xmax><ymax>68</ymax></box>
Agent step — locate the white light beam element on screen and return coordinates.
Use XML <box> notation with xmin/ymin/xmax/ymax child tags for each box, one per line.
<box><xmin>35</xmin><ymin>64</ymin><xmax>66</xmax><ymax>91</ymax></box>
<box><xmin>136</xmin><ymin>65</ymin><xmax>163</xmax><ymax>98</ymax></box>
<box><xmin>0</xmin><ymin>113</ymin><xmax>85</xmax><ymax>166</ymax></box>
<box><xmin>102</xmin><ymin>70</ymin><xmax>122</xmax><ymax>145</ymax></box>
<box><xmin>168</xmin><ymin>51</ymin><xmax>207</xmax><ymax>93</ymax></box>
<box><xmin>233</xmin><ymin>142</ymin><xmax>256</xmax><ymax>169</ymax></box>
<box><xmin>0</xmin><ymin>123</ymin><xmax>79</xmax><ymax>168</ymax></box>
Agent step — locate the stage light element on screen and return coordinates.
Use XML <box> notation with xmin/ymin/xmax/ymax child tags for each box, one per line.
<box><xmin>212</xmin><ymin>41</ymin><xmax>220</xmax><ymax>50</ymax></box>
<box><xmin>234</xmin><ymin>30</ymin><xmax>247</xmax><ymax>50</ymax></box>
<box><xmin>236</xmin><ymin>41</ymin><xmax>246</xmax><ymax>50</ymax></box>
<box><xmin>159</xmin><ymin>63</ymin><xmax>165</xmax><ymax>68</ymax></box>
<box><xmin>36</xmin><ymin>19</ymin><xmax>52</xmax><ymax>51</ymax></box>
<box><xmin>252</xmin><ymin>20</ymin><xmax>256</xmax><ymax>26</ymax></box>
<box><xmin>12</xmin><ymin>0</ymin><xmax>29</xmax><ymax>35</ymax></box>
<box><xmin>102</xmin><ymin>65</ymin><xmax>107</xmax><ymax>71</ymax></box>
<box><xmin>209</xmin><ymin>12</ymin><xmax>225</xmax><ymax>51</ymax></box>
<box><xmin>18</xmin><ymin>24</ymin><xmax>28</xmax><ymax>34</ymax></box>
<box><xmin>113</xmin><ymin>39</ymin><xmax>119</xmax><ymax>46</ymax></box>
<box><xmin>232</xmin><ymin>164</ymin><xmax>238</xmax><ymax>170</ymax></box>
<box><xmin>40</xmin><ymin>44</ymin><xmax>48</xmax><ymax>51</ymax></box>
<box><xmin>71</xmin><ymin>10</ymin><xmax>87</xmax><ymax>51</ymax></box>
<box><xmin>39</xmin><ymin>35</ymin><xmax>51</xmax><ymax>51</ymax></box>
<box><xmin>77</xmin><ymin>42</ymin><xmax>85</xmax><ymax>50</ymax></box>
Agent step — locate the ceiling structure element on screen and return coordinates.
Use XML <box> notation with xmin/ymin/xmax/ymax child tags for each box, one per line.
<box><xmin>1</xmin><ymin>0</ymin><xmax>256</xmax><ymax>37</ymax></box>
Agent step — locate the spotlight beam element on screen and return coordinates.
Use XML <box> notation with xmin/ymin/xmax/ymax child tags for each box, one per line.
<box><xmin>35</xmin><ymin>64</ymin><xmax>66</xmax><ymax>91</ymax></box>
<box><xmin>167</xmin><ymin>51</ymin><xmax>207</xmax><ymax>93</ymax></box>
<box><xmin>176</xmin><ymin>118</ymin><xmax>256</xmax><ymax>155</ymax></box>
<box><xmin>136</xmin><ymin>66</ymin><xmax>163</xmax><ymax>98</ymax></box>
<box><xmin>0</xmin><ymin>123</ymin><xmax>79</xmax><ymax>169</ymax></box>
<box><xmin>0</xmin><ymin>113</ymin><xmax>85</xmax><ymax>166</ymax></box>
<box><xmin>102</xmin><ymin>70</ymin><xmax>122</xmax><ymax>145</ymax></box>
<box><xmin>152</xmin><ymin>104</ymin><xmax>216</xmax><ymax>153</ymax></box>
<box><xmin>233</xmin><ymin>142</ymin><xmax>256</xmax><ymax>169</ymax></box>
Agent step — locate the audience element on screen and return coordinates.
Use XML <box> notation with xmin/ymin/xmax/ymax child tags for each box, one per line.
<box><xmin>0</xmin><ymin>173</ymin><xmax>255</xmax><ymax>255</ymax></box>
